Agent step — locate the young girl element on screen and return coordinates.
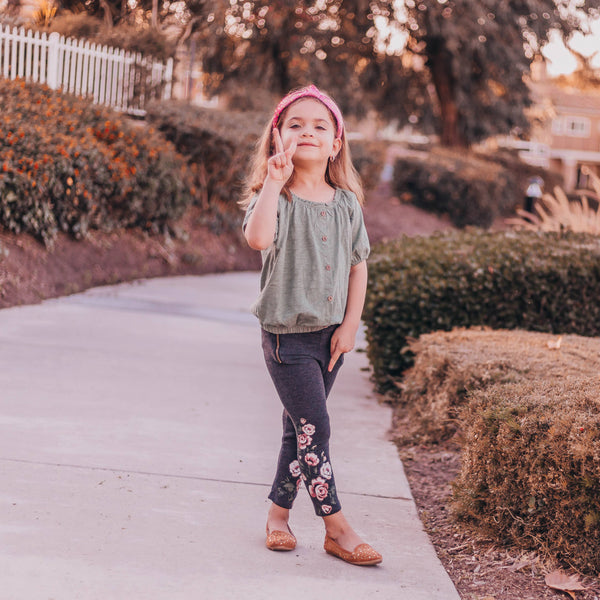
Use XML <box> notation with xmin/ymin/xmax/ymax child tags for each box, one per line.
<box><xmin>242</xmin><ymin>85</ymin><xmax>382</xmax><ymax>566</ymax></box>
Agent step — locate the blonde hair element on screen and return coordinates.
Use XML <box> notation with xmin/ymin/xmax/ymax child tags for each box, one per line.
<box><xmin>240</xmin><ymin>97</ymin><xmax>364</xmax><ymax>208</ymax></box>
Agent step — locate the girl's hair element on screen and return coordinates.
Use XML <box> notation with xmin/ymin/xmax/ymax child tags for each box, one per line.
<box><xmin>241</xmin><ymin>90</ymin><xmax>364</xmax><ymax>208</ymax></box>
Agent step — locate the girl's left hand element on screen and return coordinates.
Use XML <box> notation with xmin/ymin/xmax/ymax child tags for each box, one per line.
<box><xmin>328</xmin><ymin>324</ymin><xmax>357</xmax><ymax>372</ymax></box>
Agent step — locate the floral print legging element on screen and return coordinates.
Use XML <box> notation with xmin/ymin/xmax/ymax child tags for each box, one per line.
<box><xmin>261</xmin><ymin>325</ymin><xmax>343</xmax><ymax>517</ymax></box>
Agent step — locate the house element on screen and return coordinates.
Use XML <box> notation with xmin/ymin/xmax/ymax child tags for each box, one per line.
<box><xmin>505</xmin><ymin>61</ymin><xmax>600</xmax><ymax>193</ymax></box>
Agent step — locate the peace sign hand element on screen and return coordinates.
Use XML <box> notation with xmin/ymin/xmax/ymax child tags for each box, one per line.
<box><xmin>267</xmin><ymin>128</ymin><xmax>297</xmax><ymax>183</ymax></box>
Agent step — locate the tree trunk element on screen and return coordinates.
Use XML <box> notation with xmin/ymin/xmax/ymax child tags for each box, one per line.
<box><xmin>270</xmin><ymin>37</ymin><xmax>290</xmax><ymax>94</ymax></box>
<box><xmin>99</xmin><ymin>0</ymin><xmax>114</xmax><ymax>29</ymax></box>
<box><xmin>152</xmin><ymin>0</ymin><xmax>159</xmax><ymax>29</ymax></box>
<box><xmin>428</xmin><ymin>40</ymin><xmax>467</xmax><ymax>148</ymax></box>
<box><xmin>6</xmin><ymin>0</ymin><xmax>21</xmax><ymax>14</ymax></box>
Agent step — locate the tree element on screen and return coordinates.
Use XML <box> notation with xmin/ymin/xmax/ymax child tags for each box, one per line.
<box><xmin>191</xmin><ymin>1</ymin><xmax>600</xmax><ymax>147</ymax></box>
<box><xmin>56</xmin><ymin>0</ymin><xmax>172</xmax><ymax>29</ymax></box>
<box><xmin>398</xmin><ymin>0</ymin><xmax>600</xmax><ymax>146</ymax></box>
<box><xmin>193</xmin><ymin>0</ymin><xmax>397</xmax><ymax>115</ymax></box>
<box><xmin>48</xmin><ymin>0</ymin><xmax>177</xmax><ymax>57</ymax></box>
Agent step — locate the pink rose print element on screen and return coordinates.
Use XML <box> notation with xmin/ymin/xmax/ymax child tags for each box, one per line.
<box><xmin>309</xmin><ymin>477</ymin><xmax>329</xmax><ymax>502</ymax></box>
<box><xmin>321</xmin><ymin>505</ymin><xmax>332</xmax><ymax>515</ymax></box>
<box><xmin>302</xmin><ymin>423</ymin><xmax>316</xmax><ymax>436</ymax></box>
<box><xmin>289</xmin><ymin>460</ymin><xmax>301</xmax><ymax>478</ymax></box>
<box><xmin>319</xmin><ymin>462</ymin><xmax>333</xmax><ymax>480</ymax></box>
<box><xmin>298</xmin><ymin>433</ymin><xmax>312</xmax><ymax>449</ymax></box>
<box><xmin>296</xmin><ymin>478</ymin><xmax>303</xmax><ymax>490</ymax></box>
<box><xmin>305</xmin><ymin>453</ymin><xmax>319</xmax><ymax>466</ymax></box>
<box><xmin>300</xmin><ymin>418</ymin><xmax>306</xmax><ymax>424</ymax></box>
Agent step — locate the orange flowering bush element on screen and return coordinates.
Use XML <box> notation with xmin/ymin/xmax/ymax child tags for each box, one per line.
<box><xmin>0</xmin><ymin>79</ymin><xmax>193</xmax><ymax>245</ymax></box>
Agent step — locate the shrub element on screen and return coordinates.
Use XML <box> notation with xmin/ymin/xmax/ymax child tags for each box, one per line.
<box><xmin>145</xmin><ymin>101</ymin><xmax>267</xmax><ymax>232</ymax></box>
<box><xmin>391</xmin><ymin>148</ymin><xmax>557</xmax><ymax>228</ymax></box>
<box><xmin>363</xmin><ymin>230</ymin><xmax>600</xmax><ymax>394</ymax></box>
<box><xmin>399</xmin><ymin>328</ymin><xmax>600</xmax><ymax>574</ymax></box>
<box><xmin>456</xmin><ymin>378</ymin><xmax>600</xmax><ymax>574</ymax></box>
<box><xmin>349</xmin><ymin>139</ymin><xmax>388</xmax><ymax>192</ymax></box>
<box><xmin>0</xmin><ymin>79</ymin><xmax>192</xmax><ymax>245</ymax></box>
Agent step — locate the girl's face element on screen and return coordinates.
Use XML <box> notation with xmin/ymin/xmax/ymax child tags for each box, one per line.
<box><xmin>278</xmin><ymin>98</ymin><xmax>342</xmax><ymax>165</ymax></box>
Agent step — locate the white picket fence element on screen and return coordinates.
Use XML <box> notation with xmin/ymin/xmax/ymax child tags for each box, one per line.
<box><xmin>0</xmin><ymin>24</ymin><xmax>173</xmax><ymax>115</ymax></box>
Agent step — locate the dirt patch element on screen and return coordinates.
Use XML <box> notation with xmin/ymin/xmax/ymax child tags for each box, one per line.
<box><xmin>363</xmin><ymin>181</ymin><xmax>454</xmax><ymax>243</ymax></box>
<box><xmin>0</xmin><ymin>206</ymin><xmax>261</xmax><ymax>309</ymax></box>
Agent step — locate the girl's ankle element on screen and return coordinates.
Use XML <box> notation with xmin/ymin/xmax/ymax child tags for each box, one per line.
<box><xmin>325</xmin><ymin>524</ymin><xmax>346</xmax><ymax>539</ymax></box>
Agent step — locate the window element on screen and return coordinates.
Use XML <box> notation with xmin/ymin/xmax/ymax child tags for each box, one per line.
<box><xmin>564</xmin><ymin>117</ymin><xmax>591</xmax><ymax>138</ymax></box>
<box><xmin>551</xmin><ymin>118</ymin><xmax>563</xmax><ymax>135</ymax></box>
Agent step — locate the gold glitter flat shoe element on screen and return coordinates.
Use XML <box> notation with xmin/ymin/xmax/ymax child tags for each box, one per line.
<box><xmin>324</xmin><ymin>535</ymin><xmax>382</xmax><ymax>566</ymax></box>
<box><xmin>266</xmin><ymin>525</ymin><xmax>296</xmax><ymax>551</ymax></box>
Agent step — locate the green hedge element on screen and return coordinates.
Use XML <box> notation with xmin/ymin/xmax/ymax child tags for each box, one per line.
<box><xmin>391</xmin><ymin>148</ymin><xmax>558</xmax><ymax>228</ymax></box>
<box><xmin>363</xmin><ymin>230</ymin><xmax>600</xmax><ymax>393</ymax></box>
<box><xmin>348</xmin><ymin>139</ymin><xmax>387</xmax><ymax>192</ymax></box>
<box><xmin>0</xmin><ymin>79</ymin><xmax>192</xmax><ymax>246</ymax></box>
<box><xmin>145</xmin><ymin>101</ymin><xmax>267</xmax><ymax>232</ymax></box>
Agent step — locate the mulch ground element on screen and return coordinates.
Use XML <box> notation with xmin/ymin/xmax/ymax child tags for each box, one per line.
<box><xmin>400</xmin><ymin>443</ymin><xmax>600</xmax><ymax>600</ymax></box>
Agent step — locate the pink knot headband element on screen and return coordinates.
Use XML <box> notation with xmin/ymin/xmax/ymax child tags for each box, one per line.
<box><xmin>272</xmin><ymin>85</ymin><xmax>344</xmax><ymax>139</ymax></box>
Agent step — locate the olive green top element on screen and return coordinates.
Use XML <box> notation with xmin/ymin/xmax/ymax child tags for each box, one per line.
<box><xmin>243</xmin><ymin>188</ymin><xmax>370</xmax><ymax>334</ymax></box>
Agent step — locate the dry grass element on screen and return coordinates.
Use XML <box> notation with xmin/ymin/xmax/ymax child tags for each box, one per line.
<box><xmin>31</xmin><ymin>0</ymin><xmax>57</xmax><ymax>27</ymax></box>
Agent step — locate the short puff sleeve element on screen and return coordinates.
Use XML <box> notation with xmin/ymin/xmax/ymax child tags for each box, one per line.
<box><xmin>242</xmin><ymin>194</ymin><xmax>279</xmax><ymax>244</ymax></box>
<box><xmin>350</xmin><ymin>196</ymin><xmax>370</xmax><ymax>266</ymax></box>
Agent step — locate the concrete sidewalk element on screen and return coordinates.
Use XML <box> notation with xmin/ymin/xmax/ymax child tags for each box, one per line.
<box><xmin>0</xmin><ymin>273</ymin><xmax>460</xmax><ymax>600</ymax></box>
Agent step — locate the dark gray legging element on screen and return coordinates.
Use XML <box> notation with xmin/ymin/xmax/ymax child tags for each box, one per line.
<box><xmin>261</xmin><ymin>325</ymin><xmax>344</xmax><ymax>517</ymax></box>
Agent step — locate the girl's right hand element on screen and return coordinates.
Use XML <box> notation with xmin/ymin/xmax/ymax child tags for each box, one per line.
<box><xmin>267</xmin><ymin>128</ymin><xmax>297</xmax><ymax>183</ymax></box>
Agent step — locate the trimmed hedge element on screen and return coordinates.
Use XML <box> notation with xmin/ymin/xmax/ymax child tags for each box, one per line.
<box><xmin>348</xmin><ymin>139</ymin><xmax>388</xmax><ymax>192</ymax></box>
<box><xmin>363</xmin><ymin>230</ymin><xmax>600</xmax><ymax>394</ymax></box>
<box><xmin>145</xmin><ymin>100</ymin><xmax>267</xmax><ymax>231</ymax></box>
<box><xmin>392</xmin><ymin>148</ymin><xmax>559</xmax><ymax>228</ymax></box>
<box><xmin>456</xmin><ymin>378</ymin><xmax>600</xmax><ymax>574</ymax></box>
<box><xmin>0</xmin><ymin>79</ymin><xmax>192</xmax><ymax>245</ymax></box>
<box><xmin>400</xmin><ymin>328</ymin><xmax>600</xmax><ymax>574</ymax></box>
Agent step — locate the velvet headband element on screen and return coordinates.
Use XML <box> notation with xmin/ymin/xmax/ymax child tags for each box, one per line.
<box><xmin>272</xmin><ymin>85</ymin><xmax>344</xmax><ymax>139</ymax></box>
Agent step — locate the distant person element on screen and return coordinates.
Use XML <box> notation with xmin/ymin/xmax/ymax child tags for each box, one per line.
<box><xmin>241</xmin><ymin>85</ymin><xmax>382</xmax><ymax>566</ymax></box>
<box><xmin>524</xmin><ymin>176</ymin><xmax>544</xmax><ymax>213</ymax></box>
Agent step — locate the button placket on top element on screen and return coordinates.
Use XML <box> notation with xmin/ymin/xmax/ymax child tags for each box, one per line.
<box><xmin>317</xmin><ymin>206</ymin><xmax>335</xmax><ymax>306</ymax></box>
